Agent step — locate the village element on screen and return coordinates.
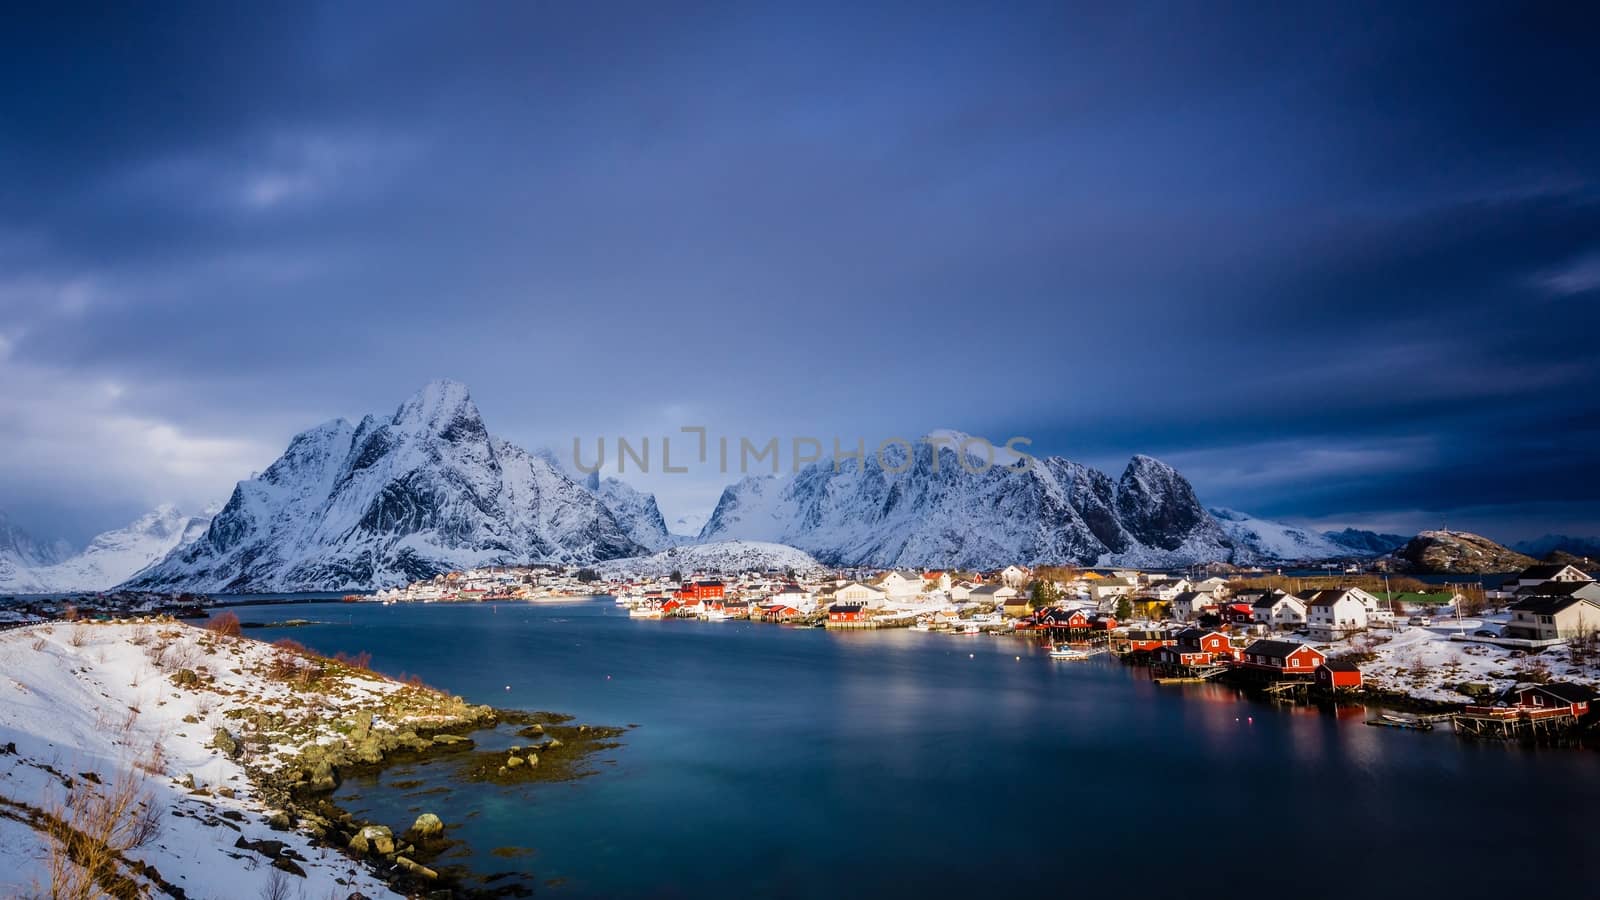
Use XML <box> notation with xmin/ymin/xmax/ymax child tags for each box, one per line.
<box><xmin>370</xmin><ymin>559</ymin><xmax>1600</xmax><ymax>742</ymax></box>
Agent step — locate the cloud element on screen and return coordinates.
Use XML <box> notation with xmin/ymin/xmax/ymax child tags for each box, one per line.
<box><xmin>1535</xmin><ymin>251</ymin><xmax>1600</xmax><ymax>296</ymax></box>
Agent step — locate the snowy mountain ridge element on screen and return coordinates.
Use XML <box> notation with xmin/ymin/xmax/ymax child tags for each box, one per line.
<box><xmin>695</xmin><ymin>433</ymin><xmax>1240</xmax><ymax>569</ymax></box>
<box><xmin>0</xmin><ymin>504</ymin><xmax>215</xmax><ymax>594</ymax></box>
<box><xmin>125</xmin><ymin>381</ymin><xmax>642</xmax><ymax>592</ymax></box>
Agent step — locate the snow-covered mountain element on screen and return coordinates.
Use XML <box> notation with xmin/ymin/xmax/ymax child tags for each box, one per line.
<box><xmin>531</xmin><ymin>447</ymin><xmax>675</xmax><ymax>552</ymax></box>
<box><xmin>1210</xmin><ymin>508</ymin><xmax>1352</xmax><ymax>561</ymax></box>
<box><xmin>591</xmin><ymin>476</ymin><xmax>674</xmax><ymax>552</ymax></box>
<box><xmin>598</xmin><ymin>540</ymin><xmax>824</xmax><ymax>578</ymax></box>
<box><xmin>0</xmin><ymin>505</ymin><xmax>215</xmax><ymax>594</ymax></box>
<box><xmin>126</xmin><ymin>381</ymin><xmax>642</xmax><ymax>593</ymax></box>
<box><xmin>697</xmin><ymin>434</ymin><xmax>1239</xmax><ymax>569</ymax></box>
<box><xmin>0</xmin><ymin>511</ymin><xmax>73</xmax><ymax>593</ymax></box>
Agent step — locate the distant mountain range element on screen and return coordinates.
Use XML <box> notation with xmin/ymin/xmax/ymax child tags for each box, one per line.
<box><xmin>0</xmin><ymin>380</ymin><xmax>1546</xmax><ymax>592</ymax></box>
<box><xmin>694</xmin><ymin>433</ymin><xmax>1404</xmax><ymax>570</ymax></box>
<box><xmin>0</xmin><ymin>505</ymin><xmax>214</xmax><ymax>594</ymax></box>
<box><xmin>1513</xmin><ymin>534</ymin><xmax>1600</xmax><ymax>561</ymax></box>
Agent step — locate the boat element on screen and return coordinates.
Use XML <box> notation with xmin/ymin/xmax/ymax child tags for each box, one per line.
<box><xmin>909</xmin><ymin>622</ymin><xmax>931</xmax><ymax>632</ymax></box>
<box><xmin>1367</xmin><ymin>712</ymin><xmax>1434</xmax><ymax>731</ymax></box>
<box><xmin>954</xmin><ymin>623</ymin><xmax>981</xmax><ymax>635</ymax></box>
<box><xmin>1048</xmin><ymin>646</ymin><xmax>1092</xmax><ymax>660</ymax></box>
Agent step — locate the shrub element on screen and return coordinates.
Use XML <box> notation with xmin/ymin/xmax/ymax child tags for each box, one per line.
<box><xmin>333</xmin><ymin>650</ymin><xmax>372</xmax><ymax>671</ymax></box>
<box><xmin>205</xmin><ymin>612</ymin><xmax>241</xmax><ymax>638</ymax></box>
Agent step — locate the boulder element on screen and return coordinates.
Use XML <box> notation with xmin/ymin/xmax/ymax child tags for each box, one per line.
<box><xmin>210</xmin><ymin>727</ymin><xmax>239</xmax><ymax>758</ymax></box>
<box><xmin>349</xmin><ymin>824</ymin><xmax>394</xmax><ymax>857</ymax></box>
<box><xmin>408</xmin><ymin>813</ymin><xmax>444</xmax><ymax>841</ymax></box>
<box><xmin>307</xmin><ymin>760</ymin><xmax>339</xmax><ymax>793</ymax></box>
<box><xmin>173</xmin><ymin>668</ymin><xmax>200</xmax><ymax>687</ymax></box>
<box><xmin>505</xmin><ymin>756</ymin><xmax>525</xmax><ymax>769</ymax></box>
<box><xmin>525</xmin><ymin>752</ymin><xmax>539</xmax><ymax>768</ymax></box>
<box><xmin>430</xmin><ymin>734</ymin><xmax>470</xmax><ymax>746</ymax></box>
<box><xmin>267</xmin><ymin>810</ymin><xmax>292</xmax><ymax>831</ymax></box>
<box><xmin>349</xmin><ymin>711</ymin><xmax>374</xmax><ymax>742</ymax></box>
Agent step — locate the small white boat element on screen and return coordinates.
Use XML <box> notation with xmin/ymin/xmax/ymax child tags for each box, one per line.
<box><xmin>910</xmin><ymin>622</ymin><xmax>931</xmax><ymax>632</ymax></box>
<box><xmin>954</xmin><ymin>623</ymin><xmax>981</xmax><ymax>635</ymax></box>
<box><xmin>1049</xmin><ymin>646</ymin><xmax>1092</xmax><ymax>660</ymax></box>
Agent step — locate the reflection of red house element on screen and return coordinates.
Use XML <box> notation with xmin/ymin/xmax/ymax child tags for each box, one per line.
<box><xmin>1316</xmin><ymin>660</ymin><xmax>1363</xmax><ymax>689</ymax></box>
<box><xmin>827</xmin><ymin>604</ymin><xmax>866</xmax><ymax>624</ymax></box>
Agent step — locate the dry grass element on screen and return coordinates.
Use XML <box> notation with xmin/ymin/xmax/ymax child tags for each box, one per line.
<box><xmin>43</xmin><ymin>766</ymin><xmax>162</xmax><ymax>899</ymax></box>
<box><xmin>204</xmin><ymin>612</ymin><xmax>242</xmax><ymax>638</ymax></box>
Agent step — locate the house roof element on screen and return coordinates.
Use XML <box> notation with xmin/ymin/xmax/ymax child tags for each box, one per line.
<box><xmin>1523</xmin><ymin>682</ymin><xmax>1597</xmax><ymax>704</ymax></box>
<box><xmin>1299</xmin><ymin>589</ymin><xmax>1359</xmax><ymax>608</ymax></box>
<box><xmin>1321</xmin><ymin>659</ymin><xmax>1362</xmax><ymax>672</ymax></box>
<box><xmin>1514</xmin><ymin>581</ymin><xmax>1599</xmax><ymax>598</ymax></box>
<box><xmin>1509</xmin><ymin>595</ymin><xmax>1599</xmax><ymax>616</ymax></box>
<box><xmin>1171</xmin><ymin>591</ymin><xmax>1212</xmax><ymax>605</ymax></box>
<box><xmin>1517</xmin><ymin>564</ymin><xmax>1589</xmax><ymax>582</ymax></box>
<box><xmin>1245</xmin><ymin>639</ymin><xmax>1317</xmax><ymax>658</ymax></box>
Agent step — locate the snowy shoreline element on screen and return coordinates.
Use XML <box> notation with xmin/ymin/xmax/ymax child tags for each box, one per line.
<box><xmin>0</xmin><ymin>619</ymin><xmax>577</xmax><ymax>899</ymax></box>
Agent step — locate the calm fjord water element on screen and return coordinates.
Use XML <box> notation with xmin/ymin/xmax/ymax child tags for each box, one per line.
<box><xmin>248</xmin><ymin>599</ymin><xmax>1598</xmax><ymax>899</ymax></box>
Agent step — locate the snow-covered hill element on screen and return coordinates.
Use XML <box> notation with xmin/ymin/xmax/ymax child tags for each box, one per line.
<box><xmin>0</xmin><ymin>505</ymin><xmax>215</xmax><ymax>594</ymax></box>
<box><xmin>697</xmin><ymin>434</ymin><xmax>1239</xmax><ymax>569</ymax></box>
<box><xmin>126</xmin><ymin>381</ymin><xmax>642</xmax><ymax>592</ymax></box>
<box><xmin>533</xmin><ymin>448</ymin><xmax>675</xmax><ymax>552</ymax></box>
<box><xmin>598</xmin><ymin>539</ymin><xmax>825</xmax><ymax>578</ymax></box>
<box><xmin>1210</xmin><ymin>508</ymin><xmax>1350</xmax><ymax>561</ymax></box>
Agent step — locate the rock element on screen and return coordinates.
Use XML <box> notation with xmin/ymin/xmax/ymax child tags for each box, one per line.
<box><xmin>430</xmin><ymin>734</ymin><xmax>470</xmax><ymax>746</ymax></box>
<box><xmin>267</xmin><ymin>810</ymin><xmax>292</xmax><ymax>831</ymax></box>
<box><xmin>272</xmin><ymin>857</ymin><xmax>307</xmax><ymax>877</ymax></box>
<box><xmin>395</xmin><ymin>856</ymin><xmax>438</xmax><ymax>880</ymax></box>
<box><xmin>349</xmin><ymin>825</ymin><xmax>394</xmax><ymax>857</ymax></box>
<box><xmin>178</xmin><ymin>773</ymin><xmax>195</xmax><ymax>789</ymax></box>
<box><xmin>505</xmin><ymin>756</ymin><xmax>525</xmax><ymax>769</ymax></box>
<box><xmin>210</xmin><ymin>727</ymin><xmax>239</xmax><ymax>758</ymax></box>
<box><xmin>545</xmin><ymin>738</ymin><xmax>563</xmax><ymax>750</ymax></box>
<box><xmin>173</xmin><ymin>668</ymin><xmax>200</xmax><ymax>687</ymax></box>
<box><xmin>525</xmin><ymin>752</ymin><xmax>538</xmax><ymax>768</ymax></box>
<box><xmin>307</xmin><ymin>760</ymin><xmax>339</xmax><ymax>793</ymax></box>
<box><xmin>408</xmin><ymin>813</ymin><xmax>444</xmax><ymax>841</ymax></box>
<box><xmin>216</xmin><ymin>786</ymin><xmax>236</xmax><ymax>799</ymax></box>
<box><xmin>577</xmin><ymin>724</ymin><xmax>590</xmax><ymax>734</ymax></box>
<box><xmin>349</xmin><ymin>711</ymin><xmax>374</xmax><ymax>741</ymax></box>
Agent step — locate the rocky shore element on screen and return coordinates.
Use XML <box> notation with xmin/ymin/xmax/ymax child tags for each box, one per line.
<box><xmin>0</xmin><ymin>619</ymin><xmax>620</xmax><ymax>899</ymax></box>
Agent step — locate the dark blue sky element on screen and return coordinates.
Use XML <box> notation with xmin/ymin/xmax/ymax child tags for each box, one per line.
<box><xmin>2</xmin><ymin>2</ymin><xmax>1598</xmax><ymax>544</ymax></box>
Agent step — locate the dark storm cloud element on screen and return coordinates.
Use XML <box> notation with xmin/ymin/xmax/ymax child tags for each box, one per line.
<box><xmin>2</xmin><ymin>1</ymin><xmax>1598</xmax><ymax>543</ymax></box>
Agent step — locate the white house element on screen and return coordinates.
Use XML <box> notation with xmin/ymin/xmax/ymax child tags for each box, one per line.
<box><xmin>970</xmin><ymin>584</ymin><xmax>1019</xmax><ymax>605</ymax></box>
<box><xmin>1250</xmin><ymin>591</ymin><xmax>1307</xmax><ymax>631</ymax></box>
<box><xmin>1000</xmin><ymin>565</ymin><xmax>1029</xmax><ymax>589</ymax></box>
<box><xmin>1091</xmin><ymin>578</ymin><xmax>1137</xmax><ymax>603</ymax></box>
<box><xmin>1189</xmin><ymin>577</ymin><xmax>1230</xmax><ymax>597</ymax></box>
<box><xmin>1145</xmin><ymin>578</ymin><xmax>1193</xmax><ymax>602</ymax></box>
<box><xmin>833</xmin><ymin>582</ymin><xmax>888</xmax><ymax>608</ymax></box>
<box><xmin>873</xmin><ymin>570</ymin><xmax>923</xmax><ymax>600</ymax></box>
<box><xmin>1170</xmin><ymin>590</ymin><xmax>1214</xmax><ymax>622</ymax></box>
<box><xmin>771</xmin><ymin>583</ymin><xmax>816</xmax><ymax>613</ymax></box>
<box><xmin>1303</xmin><ymin>589</ymin><xmax>1369</xmax><ymax>641</ymax></box>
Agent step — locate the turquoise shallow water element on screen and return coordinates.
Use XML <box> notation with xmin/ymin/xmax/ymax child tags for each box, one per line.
<box><xmin>243</xmin><ymin>599</ymin><xmax>1600</xmax><ymax>899</ymax></box>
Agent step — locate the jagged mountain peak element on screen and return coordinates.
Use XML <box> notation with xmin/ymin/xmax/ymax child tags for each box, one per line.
<box><xmin>126</xmin><ymin>384</ymin><xmax>641</xmax><ymax>592</ymax></box>
<box><xmin>391</xmin><ymin>379</ymin><xmax>482</xmax><ymax>436</ymax></box>
<box><xmin>698</xmin><ymin>437</ymin><xmax>1235</xmax><ymax>568</ymax></box>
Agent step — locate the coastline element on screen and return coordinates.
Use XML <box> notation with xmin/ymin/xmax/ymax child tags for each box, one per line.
<box><xmin>0</xmin><ymin>618</ymin><xmax>619</xmax><ymax>899</ymax></box>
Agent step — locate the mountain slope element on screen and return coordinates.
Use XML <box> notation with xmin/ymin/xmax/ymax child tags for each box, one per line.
<box><xmin>598</xmin><ymin>540</ymin><xmax>824</xmax><ymax>578</ymax></box>
<box><xmin>1211</xmin><ymin>508</ymin><xmax>1349</xmax><ymax>560</ymax></box>
<box><xmin>533</xmin><ymin>447</ymin><xmax>675</xmax><ymax>552</ymax></box>
<box><xmin>1</xmin><ymin>505</ymin><xmax>214</xmax><ymax>593</ymax></box>
<box><xmin>697</xmin><ymin>434</ymin><xmax>1239</xmax><ymax>569</ymax></box>
<box><xmin>126</xmin><ymin>381</ymin><xmax>641</xmax><ymax>592</ymax></box>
